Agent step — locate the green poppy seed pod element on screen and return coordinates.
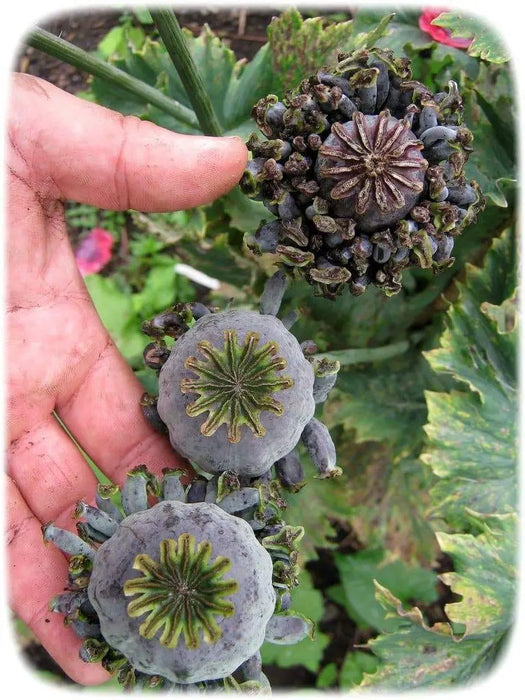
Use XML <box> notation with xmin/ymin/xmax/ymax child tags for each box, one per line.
<box><xmin>88</xmin><ymin>501</ymin><xmax>276</xmax><ymax>684</ymax></box>
<box><xmin>156</xmin><ymin>310</ymin><xmax>315</xmax><ymax>477</ymax></box>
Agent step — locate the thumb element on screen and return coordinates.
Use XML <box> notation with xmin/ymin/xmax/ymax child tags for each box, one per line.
<box><xmin>9</xmin><ymin>73</ymin><xmax>248</xmax><ymax>211</ymax></box>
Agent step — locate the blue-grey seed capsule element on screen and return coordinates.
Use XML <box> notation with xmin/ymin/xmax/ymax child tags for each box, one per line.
<box><xmin>417</xmin><ymin>106</ymin><xmax>439</xmax><ymax>134</ymax></box>
<box><xmin>121</xmin><ymin>472</ymin><xmax>148</xmax><ymax>516</ymax></box>
<box><xmin>338</xmin><ymin>94</ymin><xmax>358</xmax><ymax>119</ymax></box>
<box><xmin>372</xmin><ymin>61</ymin><xmax>389</xmax><ymax>110</ymax></box>
<box><xmin>275</xmin><ymin>448</ymin><xmax>305</xmax><ymax>491</ymax></box>
<box><xmin>266</xmin><ymin>102</ymin><xmax>286</xmax><ymax>129</ymax></box>
<box><xmin>70</xmin><ymin>617</ymin><xmax>102</xmax><ymax>639</ymax></box>
<box><xmin>264</xmin><ymin>613</ymin><xmax>311</xmax><ymax>645</ymax></box>
<box><xmin>393</xmin><ymin>246</ymin><xmax>409</xmax><ymax>262</ymax></box>
<box><xmin>434</xmin><ymin>235</ymin><xmax>455</xmax><ymax>261</ymax></box>
<box><xmin>75</xmin><ymin>501</ymin><xmax>118</xmax><ymax>538</ymax></box>
<box><xmin>254</xmin><ymin>221</ymin><xmax>280</xmax><ymax>253</ymax></box>
<box><xmin>189</xmin><ymin>303</ymin><xmax>211</xmax><ymax>320</ymax></box>
<box><xmin>95</xmin><ymin>490</ymin><xmax>123</xmax><ymax>523</ymax></box>
<box><xmin>325</xmin><ymin>232</ymin><xmax>344</xmax><ymax>248</ymax></box>
<box><xmin>161</xmin><ymin>472</ymin><xmax>186</xmax><ymax>502</ymax></box>
<box><xmin>447</xmin><ymin>184</ymin><xmax>477</xmax><ymax>206</ymax></box>
<box><xmin>427</xmin><ymin>140</ymin><xmax>456</xmax><ymax>162</ymax></box>
<box><xmin>218</xmin><ymin>488</ymin><xmax>260</xmax><ymax>514</ymax></box>
<box><xmin>373</xmin><ymin>243</ymin><xmax>391</xmax><ymax>263</ymax></box>
<box><xmin>186</xmin><ymin>478</ymin><xmax>208</xmax><ymax>503</ymax></box>
<box><xmin>420</xmin><ymin>125</ymin><xmax>458</xmax><ymax>147</ymax></box>
<box><xmin>42</xmin><ymin>524</ymin><xmax>95</xmax><ymax>559</ymax></box>
<box><xmin>301</xmin><ymin>417</ymin><xmax>340</xmax><ymax>478</ymax></box>
<box><xmin>351</xmin><ymin>237</ymin><xmax>373</xmax><ymax>258</ymax></box>
<box><xmin>259</xmin><ymin>269</ymin><xmax>288</xmax><ymax>316</ymax></box>
<box><xmin>278</xmin><ymin>193</ymin><xmax>300</xmax><ymax>221</ymax></box>
<box><xmin>358</xmin><ymin>84</ymin><xmax>377</xmax><ymax>114</ymax></box>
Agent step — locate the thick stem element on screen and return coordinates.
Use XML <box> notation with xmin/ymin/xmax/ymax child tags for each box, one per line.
<box><xmin>26</xmin><ymin>27</ymin><xmax>199</xmax><ymax>130</ymax></box>
<box><xmin>314</xmin><ymin>339</ymin><xmax>410</xmax><ymax>366</ymax></box>
<box><xmin>150</xmin><ymin>9</ymin><xmax>223</xmax><ymax>136</ymax></box>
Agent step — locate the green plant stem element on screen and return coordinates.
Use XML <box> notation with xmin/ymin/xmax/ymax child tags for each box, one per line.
<box><xmin>150</xmin><ymin>9</ymin><xmax>223</xmax><ymax>136</ymax></box>
<box><xmin>315</xmin><ymin>339</ymin><xmax>410</xmax><ymax>366</ymax></box>
<box><xmin>26</xmin><ymin>27</ymin><xmax>199</xmax><ymax>130</ymax></box>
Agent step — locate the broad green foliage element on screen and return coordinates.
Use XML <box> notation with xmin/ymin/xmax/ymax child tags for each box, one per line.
<box><xmin>433</xmin><ymin>12</ymin><xmax>511</xmax><ymax>63</ymax></box>
<box><xmin>84</xmin><ymin>253</ymin><xmax>194</xmax><ymax>367</ymax></box>
<box><xmin>461</xmin><ymin>65</ymin><xmax>516</xmax><ymax>207</ymax></box>
<box><xmin>438</xmin><ymin>514</ymin><xmax>516</xmax><ymax>638</ymax></box>
<box><xmin>340</xmin><ymin>650</ymin><xmax>379</xmax><ymax>688</ymax></box>
<box><xmin>330</xmin><ymin>548</ymin><xmax>438</xmax><ymax>632</ymax></box>
<box><xmin>361</xmin><ymin>230</ymin><xmax>518</xmax><ymax>687</ymax></box>
<box><xmin>266</xmin><ymin>8</ymin><xmax>356</xmax><ymax>92</ymax></box>
<box><xmin>86</xmin><ymin>22</ymin><xmax>275</xmax><ymax>139</ymax></box>
<box><xmin>423</xmin><ymin>230</ymin><xmax>517</xmax><ymax>526</ymax></box>
<box><xmin>361</xmin><ymin>584</ymin><xmax>502</xmax><ymax>688</ymax></box>
<box><xmin>326</xmin><ymin>352</ymin><xmax>431</xmax><ymax>454</ymax></box>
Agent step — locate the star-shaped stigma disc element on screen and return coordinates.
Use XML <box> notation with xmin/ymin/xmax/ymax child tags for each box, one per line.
<box><xmin>124</xmin><ymin>535</ymin><xmax>238</xmax><ymax>649</ymax></box>
<box><xmin>318</xmin><ymin>110</ymin><xmax>428</xmax><ymax>230</ymax></box>
<box><xmin>180</xmin><ymin>329</ymin><xmax>294</xmax><ymax>443</ymax></box>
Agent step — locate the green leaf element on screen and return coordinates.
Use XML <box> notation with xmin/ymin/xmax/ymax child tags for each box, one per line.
<box><xmin>267</xmin><ymin>8</ymin><xmax>356</xmax><ymax>92</ymax></box>
<box><xmin>332</xmin><ymin>549</ymin><xmax>439</xmax><ymax>633</ymax></box>
<box><xmin>84</xmin><ymin>274</ymin><xmax>145</xmax><ymax>362</ymax></box>
<box><xmin>422</xmin><ymin>230</ymin><xmax>518</xmax><ymax>526</ymax></box>
<box><xmin>316</xmin><ymin>662</ymin><xmax>338</xmax><ymax>688</ymax></box>
<box><xmin>340</xmin><ymin>650</ymin><xmax>379</xmax><ymax>688</ymax></box>
<box><xmin>261</xmin><ymin>570</ymin><xmax>329</xmax><ymax>672</ymax></box>
<box><xmin>360</xmin><ymin>583</ymin><xmax>503</xmax><ymax>688</ymax></box>
<box><xmin>437</xmin><ymin>514</ymin><xmax>516</xmax><ymax>638</ymax></box>
<box><xmin>97</xmin><ymin>23</ymin><xmax>145</xmax><ymax>59</ymax></box>
<box><xmin>131</xmin><ymin>261</ymin><xmax>194</xmax><ymax>319</ymax></box>
<box><xmin>362</xmin><ymin>230</ymin><xmax>518</xmax><ymax>690</ymax></box>
<box><xmin>461</xmin><ymin>63</ymin><xmax>516</xmax><ymax>207</ymax></box>
<box><xmin>433</xmin><ymin>12</ymin><xmax>510</xmax><ymax>63</ymax></box>
<box><xmin>87</xmin><ymin>24</ymin><xmax>274</xmax><ymax>137</ymax></box>
<box><xmin>325</xmin><ymin>351</ymin><xmax>431</xmax><ymax>454</ymax></box>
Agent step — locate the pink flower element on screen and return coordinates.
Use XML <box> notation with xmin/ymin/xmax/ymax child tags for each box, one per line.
<box><xmin>418</xmin><ymin>8</ymin><xmax>472</xmax><ymax>49</ymax></box>
<box><xmin>75</xmin><ymin>227</ymin><xmax>114</xmax><ymax>276</ymax></box>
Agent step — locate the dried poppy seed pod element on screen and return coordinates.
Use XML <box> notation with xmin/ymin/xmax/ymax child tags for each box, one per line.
<box><xmin>241</xmin><ymin>47</ymin><xmax>484</xmax><ymax>299</ymax></box>
<box><xmin>156</xmin><ymin>310</ymin><xmax>315</xmax><ymax>477</ymax></box>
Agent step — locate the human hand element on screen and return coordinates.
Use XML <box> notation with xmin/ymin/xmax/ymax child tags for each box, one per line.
<box><xmin>6</xmin><ymin>73</ymin><xmax>247</xmax><ymax>684</ymax></box>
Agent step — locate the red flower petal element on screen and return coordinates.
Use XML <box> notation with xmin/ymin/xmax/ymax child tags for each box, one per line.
<box><xmin>75</xmin><ymin>227</ymin><xmax>114</xmax><ymax>277</ymax></box>
<box><xmin>419</xmin><ymin>8</ymin><xmax>472</xmax><ymax>49</ymax></box>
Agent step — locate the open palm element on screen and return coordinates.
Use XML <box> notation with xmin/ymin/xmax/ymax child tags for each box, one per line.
<box><xmin>6</xmin><ymin>74</ymin><xmax>247</xmax><ymax>684</ymax></box>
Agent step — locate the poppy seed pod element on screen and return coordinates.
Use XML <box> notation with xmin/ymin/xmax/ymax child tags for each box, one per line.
<box><xmin>88</xmin><ymin>501</ymin><xmax>275</xmax><ymax>683</ymax></box>
<box><xmin>241</xmin><ymin>47</ymin><xmax>484</xmax><ymax>298</ymax></box>
<box><xmin>156</xmin><ymin>310</ymin><xmax>316</xmax><ymax>477</ymax></box>
<box><xmin>44</xmin><ymin>469</ymin><xmax>312</xmax><ymax>690</ymax></box>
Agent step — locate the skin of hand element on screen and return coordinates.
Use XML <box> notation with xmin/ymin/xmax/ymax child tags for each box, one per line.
<box><xmin>6</xmin><ymin>73</ymin><xmax>248</xmax><ymax>685</ymax></box>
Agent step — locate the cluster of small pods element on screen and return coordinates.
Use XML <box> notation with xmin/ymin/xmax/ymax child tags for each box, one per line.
<box><xmin>241</xmin><ymin>47</ymin><xmax>484</xmax><ymax>298</ymax></box>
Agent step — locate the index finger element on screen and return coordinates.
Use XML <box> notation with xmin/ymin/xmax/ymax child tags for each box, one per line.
<box><xmin>9</xmin><ymin>73</ymin><xmax>248</xmax><ymax>211</ymax></box>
